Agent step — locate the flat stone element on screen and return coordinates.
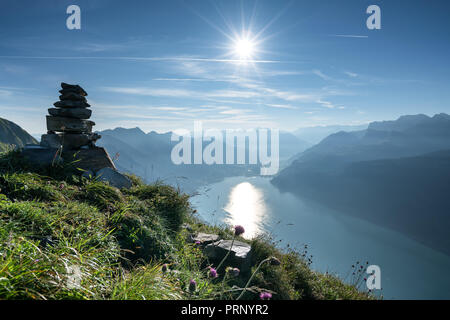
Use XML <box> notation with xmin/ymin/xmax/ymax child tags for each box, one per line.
<box><xmin>59</xmin><ymin>92</ymin><xmax>87</xmax><ymax>102</ymax></box>
<box><xmin>61</xmin><ymin>83</ymin><xmax>88</xmax><ymax>96</ymax></box>
<box><xmin>96</xmin><ymin>167</ymin><xmax>132</xmax><ymax>189</ymax></box>
<box><xmin>54</xmin><ymin>100</ymin><xmax>91</xmax><ymax>108</ymax></box>
<box><xmin>205</xmin><ymin>240</ymin><xmax>252</xmax><ymax>272</ymax></box>
<box><xmin>40</xmin><ymin>133</ymin><xmax>101</xmax><ymax>149</ymax></box>
<box><xmin>191</xmin><ymin>233</ymin><xmax>220</xmax><ymax>245</ymax></box>
<box><xmin>21</xmin><ymin>146</ymin><xmax>62</xmax><ymax>167</ymax></box>
<box><xmin>48</xmin><ymin>107</ymin><xmax>92</xmax><ymax>119</ymax></box>
<box><xmin>46</xmin><ymin>116</ymin><xmax>95</xmax><ymax>133</ymax></box>
<box><xmin>63</xmin><ymin>147</ymin><xmax>116</xmax><ymax>172</ymax></box>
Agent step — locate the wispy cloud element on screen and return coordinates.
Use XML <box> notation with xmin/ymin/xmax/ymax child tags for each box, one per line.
<box><xmin>0</xmin><ymin>55</ymin><xmax>279</xmax><ymax>64</ymax></box>
<box><xmin>330</xmin><ymin>34</ymin><xmax>369</xmax><ymax>38</ymax></box>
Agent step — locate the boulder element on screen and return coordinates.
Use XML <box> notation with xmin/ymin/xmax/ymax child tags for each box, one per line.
<box><xmin>60</xmin><ymin>83</ymin><xmax>88</xmax><ymax>96</ymax></box>
<box><xmin>54</xmin><ymin>100</ymin><xmax>91</xmax><ymax>108</ymax></box>
<box><xmin>40</xmin><ymin>133</ymin><xmax>101</xmax><ymax>149</ymax></box>
<box><xmin>46</xmin><ymin>116</ymin><xmax>95</xmax><ymax>133</ymax></box>
<box><xmin>96</xmin><ymin>167</ymin><xmax>132</xmax><ymax>189</ymax></box>
<box><xmin>48</xmin><ymin>107</ymin><xmax>92</xmax><ymax>119</ymax></box>
<box><xmin>204</xmin><ymin>240</ymin><xmax>252</xmax><ymax>272</ymax></box>
<box><xmin>63</xmin><ymin>147</ymin><xmax>116</xmax><ymax>172</ymax></box>
<box><xmin>190</xmin><ymin>233</ymin><xmax>220</xmax><ymax>246</ymax></box>
<box><xmin>21</xmin><ymin>145</ymin><xmax>62</xmax><ymax>167</ymax></box>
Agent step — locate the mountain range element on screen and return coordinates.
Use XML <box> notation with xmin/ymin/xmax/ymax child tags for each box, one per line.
<box><xmin>272</xmin><ymin>113</ymin><xmax>450</xmax><ymax>255</ymax></box>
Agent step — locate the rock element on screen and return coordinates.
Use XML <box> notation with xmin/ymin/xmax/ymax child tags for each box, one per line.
<box><xmin>59</xmin><ymin>92</ymin><xmax>87</xmax><ymax>102</ymax></box>
<box><xmin>21</xmin><ymin>146</ymin><xmax>62</xmax><ymax>167</ymax></box>
<box><xmin>61</xmin><ymin>83</ymin><xmax>88</xmax><ymax>96</ymax></box>
<box><xmin>205</xmin><ymin>240</ymin><xmax>252</xmax><ymax>272</ymax></box>
<box><xmin>54</xmin><ymin>100</ymin><xmax>91</xmax><ymax>108</ymax></box>
<box><xmin>63</xmin><ymin>147</ymin><xmax>116</xmax><ymax>172</ymax></box>
<box><xmin>46</xmin><ymin>116</ymin><xmax>95</xmax><ymax>133</ymax></box>
<box><xmin>48</xmin><ymin>107</ymin><xmax>92</xmax><ymax>119</ymax></box>
<box><xmin>191</xmin><ymin>233</ymin><xmax>220</xmax><ymax>246</ymax></box>
<box><xmin>96</xmin><ymin>167</ymin><xmax>132</xmax><ymax>189</ymax></box>
<box><xmin>40</xmin><ymin>133</ymin><xmax>101</xmax><ymax>149</ymax></box>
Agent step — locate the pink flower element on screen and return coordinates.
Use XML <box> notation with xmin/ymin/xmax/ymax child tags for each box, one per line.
<box><xmin>188</xmin><ymin>279</ymin><xmax>197</xmax><ymax>292</ymax></box>
<box><xmin>234</xmin><ymin>225</ymin><xmax>245</xmax><ymax>236</ymax></box>
<box><xmin>259</xmin><ymin>292</ymin><xmax>272</xmax><ymax>300</ymax></box>
<box><xmin>209</xmin><ymin>267</ymin><xmax>218</xmax><ymax>278</ymax></box>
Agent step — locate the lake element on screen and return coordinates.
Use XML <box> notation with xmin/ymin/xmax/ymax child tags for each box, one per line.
<box><xmin>190</xmin><ymin>176</ymin><xmax>450</xmax><ymax>299</ymax></box>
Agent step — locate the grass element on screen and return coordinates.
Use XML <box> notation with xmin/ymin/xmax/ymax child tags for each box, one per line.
<box><xmin>0</xmin><ymin>149</ymin><xmax>374</xmax><ymax>300</ymax></box>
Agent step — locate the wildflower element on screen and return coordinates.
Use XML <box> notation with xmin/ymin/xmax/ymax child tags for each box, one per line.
<box><xmin>188</xmin><ymin>279</ymin><xmax>196</xmax><ymax>292</ymax></box>
<box><xmin>259</xmin><ymin>292</ymin><xmax>272</xmax><ymax>300</ymax></box>
<box><xmin>234</xmin><ymin>225</ymin><xmax>245</xmax><ymax>236</ymax></box>
<box><xmin>226</xmin><ymin>267</ymin><xmax>240</xmax><ymax>277</ymax></box>
<box><xmin>269</xmin><ymin>257</ymin><xmax>281</xmax><ymax>266</ymax></box>
<box><xmin>195</xmin><ymin>241</ymin><xmax>201</xmax><ymax>245</ymax></box>
<box><xmin>161</xmin><ymin>264</ymin><xmax>168</xmax><ymax>273</ymax></box>
<box><xmin>209</xmin><ymin>267</ymin><xmax>218</xmax><ymax>278</ymax></box>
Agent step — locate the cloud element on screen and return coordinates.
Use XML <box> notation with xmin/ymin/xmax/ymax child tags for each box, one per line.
<box><xmin>330</xmin><ymin>34</ymin><xmax>369</xmax><ymax>38</ymax></box>
<box><xmin>344</xmin><ymin>71</ymin><xmax>358</xmax><ymax>78</ymax></box>
<box><xmin>265</xmin><ymin>104</ymin><xmax>299</xmax><ymax>110</ymax></box>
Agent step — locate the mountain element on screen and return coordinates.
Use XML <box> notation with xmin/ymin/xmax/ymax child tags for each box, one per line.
<box><xmin>97</xmin><ymin>127</ymin><xmax>260</xmax><ymax>193</ymax></box>
<box><xmin>0</xmin><ymin>117</ymin><xmax>38</xmax><ymax>151</ymax></box>
<box><xmin>293</xmin><ymin>124</ymin><xmax>368</xmax><ymax>145</ymax></box>
<box><xmin>272</xmin><ymin>113</ymin><xmax>450</xmax><ymax>255</ymax></box>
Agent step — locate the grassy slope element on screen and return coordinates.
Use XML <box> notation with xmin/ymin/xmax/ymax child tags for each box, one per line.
<box><xmin>0</xmin><ymin>150</ymin><xmax>372</xmax><ymax>300</ymax></box>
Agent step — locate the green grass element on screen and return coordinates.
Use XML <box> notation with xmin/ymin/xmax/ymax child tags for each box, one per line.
<box><xmin>0</xmin><ymin>149</ymin><xmax>374</xmax><ymax>300</ymax></box>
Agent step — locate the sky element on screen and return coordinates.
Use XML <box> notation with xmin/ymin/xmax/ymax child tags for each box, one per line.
<box><xmin>0</xmin><ymin>0</ymin><xmax>450</xmax><ymax>135</ymax></box>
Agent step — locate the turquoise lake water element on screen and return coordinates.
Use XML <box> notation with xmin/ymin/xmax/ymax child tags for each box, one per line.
<box><xmin>190</xmin><ymin>176</ymin><xmax>450</xmax><ymax>299</ymax></box>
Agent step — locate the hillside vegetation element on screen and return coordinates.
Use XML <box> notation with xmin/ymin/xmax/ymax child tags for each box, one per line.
<box><xmin>0</xmin><ymin>149</ymin><xmax>371</xmax><ymax>300</ymax></box>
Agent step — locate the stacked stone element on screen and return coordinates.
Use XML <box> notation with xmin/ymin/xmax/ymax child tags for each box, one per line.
<box><xmin>40</xmin><ymin>83</ymin><xmax>101</xmax><ymax>150</ymax></box>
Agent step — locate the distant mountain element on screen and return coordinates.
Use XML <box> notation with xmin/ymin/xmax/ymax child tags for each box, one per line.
<box><xmin>97</xmin><ymin>127</ymin><xmax>259</xmax><ymax>193</ymax></box>
<box><xmin>272</xmin><ymin>113</ymin><xmax>450</xmax><ymax>255</ymax></box>
<box><xmin>97</xmin><ymin>127</ymin><xmax>310</xmax><ymax>192</ymax></box>
<box><xmin>293</xmin><ymin>124</ymin><xmax>368</xmax><ymax>145</ymax></box>
<box><xmin>0</xmin><ymin>118</ymin><xmax>37</xmax><ymax>151</ymax></box>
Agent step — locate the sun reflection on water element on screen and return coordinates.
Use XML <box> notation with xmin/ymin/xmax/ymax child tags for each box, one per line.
<box><xmin>223</xmin><ymin>182</ymin><xmax>267</xmax><ymax>239</ymax></box>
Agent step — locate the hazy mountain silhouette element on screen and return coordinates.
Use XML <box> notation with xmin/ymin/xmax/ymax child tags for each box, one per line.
<box><xmin>272</xmin><ymin>113</ymin><xmax>450</xmax><ymax>255</ymax></box>
<box><xmin>293</xmin><ymin>124</ymin><xmax>368</xmax><ymax>145</ymax></box>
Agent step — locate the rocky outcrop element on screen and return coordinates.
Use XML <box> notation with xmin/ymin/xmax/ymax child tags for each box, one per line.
<box><xmin>205</xmin><ymin>240</ymin><xmax>252</xmax><ymax>272</ymax></box>
<box><xmin>96</xmin><ymin>167</ymin><xmax>132</xmax><ymax>189</ymax></box>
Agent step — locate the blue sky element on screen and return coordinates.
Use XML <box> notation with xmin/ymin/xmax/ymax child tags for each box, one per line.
<box><xmin>1</xmin><ymin>0</ymin><xmax>450</xmax><ymax>134</ymax></box>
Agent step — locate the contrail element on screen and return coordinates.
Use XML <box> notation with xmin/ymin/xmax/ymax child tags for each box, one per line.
<box><xmin>0</xmin><ymin>55</ymin><xmax>279</xmax><ymax>63</ymax></box>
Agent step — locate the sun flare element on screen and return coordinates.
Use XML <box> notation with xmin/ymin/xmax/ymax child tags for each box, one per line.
<box><xmin>234</xmin><ymin>37</ymin><xmax>256</xmax><ymax>60</ymax></box>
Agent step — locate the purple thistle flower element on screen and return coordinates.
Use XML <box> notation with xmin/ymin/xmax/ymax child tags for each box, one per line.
<box><xmin>259</xmin><ymin>292</ymin><xmax>272</xmax><ymax>300</ymax></box>
<box><xmin>195</xmin><ymin>241</ymin><xmax>201</xmax><ymax>245</ymax></box>
<box><xmin>209</xmin><ymin>267</ymin><xmax>218</xmax><ymax>278</ymax></box>
<box><xmin>188</xmin><ymin>279</ymin><xmax>197</xmax><ymax>292</ymax></box>
<box><xmin>234</xmin><ymin>225</ymin><xmax>245</xmax><ymax>236</ymax></box>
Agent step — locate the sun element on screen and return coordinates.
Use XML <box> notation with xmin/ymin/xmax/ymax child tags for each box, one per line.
<box><xmin>232</xmin><ymin>36</ymin><xmax>257</xmax><ymax>61</ymax></box>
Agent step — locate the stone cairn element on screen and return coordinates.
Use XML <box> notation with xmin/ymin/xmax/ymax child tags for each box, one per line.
<box><xmin>22</xmin><ymin>82</ymin><xmax>131</xmax><ymax>188</ymax></box>
<box><xmin>40</xmin><ymin>82</ymin><xmax>101</xmax><ymax>150</ymax></box>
